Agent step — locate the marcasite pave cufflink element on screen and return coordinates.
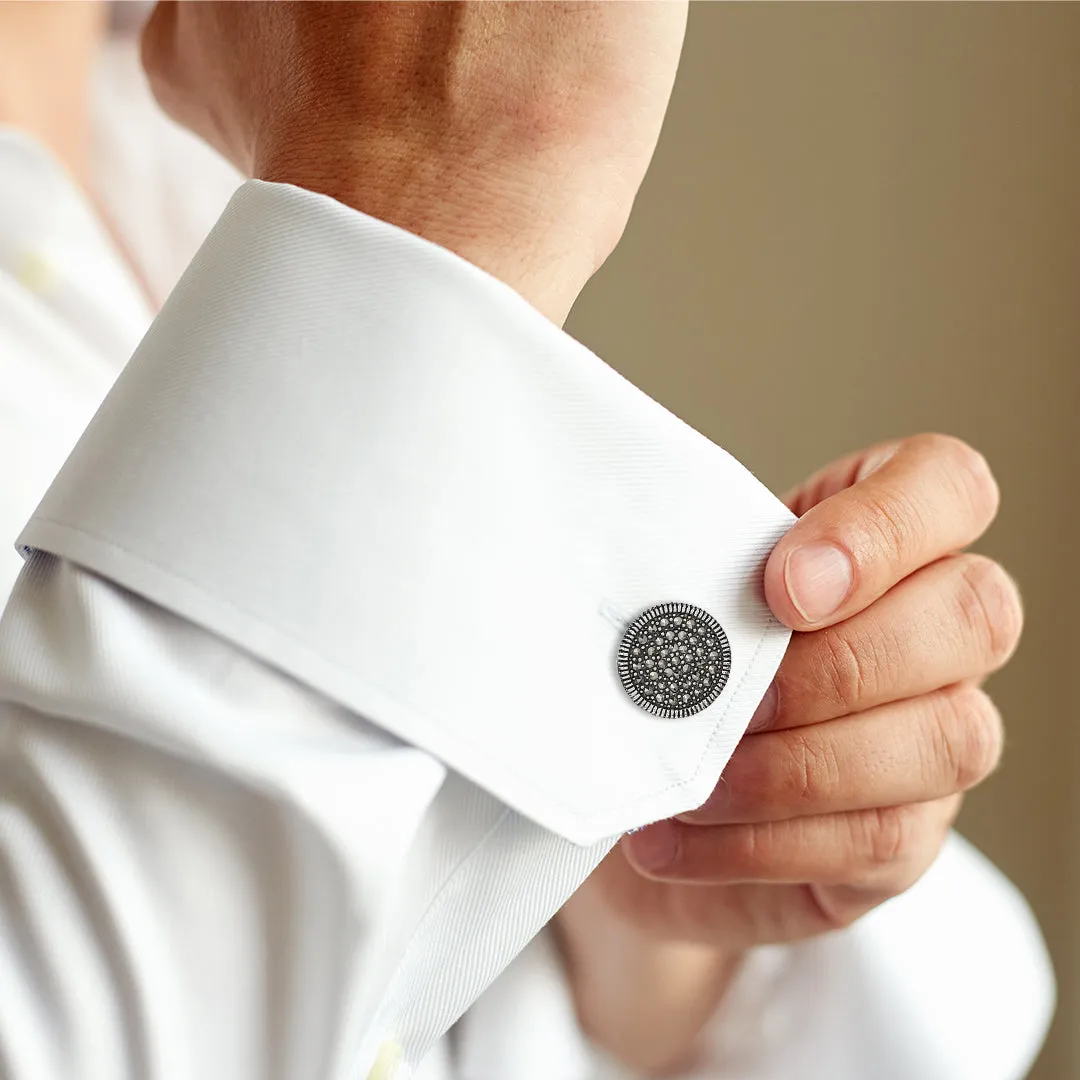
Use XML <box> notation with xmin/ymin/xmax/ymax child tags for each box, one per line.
<box><xmin>617</xmin><ymin>602</ymin><xmax>732</xmax><ymax>718</ymax></box>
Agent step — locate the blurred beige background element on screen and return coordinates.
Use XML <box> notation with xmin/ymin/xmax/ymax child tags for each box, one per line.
<box><xmin>568</xmin><ymin>4</ymin><xmax>1080</xmax><ymax>1078</ymax></box>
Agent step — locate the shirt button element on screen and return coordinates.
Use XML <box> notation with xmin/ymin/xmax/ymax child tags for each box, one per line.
<box><xmin>366</xmin><ymin>1039</ymin><xmax>402</xmax><ymax>1080</ymax></box>
<box><xmin>617</xmin><ymin>601</ymin><xmax>732</xmax><ymax>718</ymax></box>
<box><xmin>14</xmin><ymin>250</ymin><xmax>58</xmax><ymax>293</ymax></box>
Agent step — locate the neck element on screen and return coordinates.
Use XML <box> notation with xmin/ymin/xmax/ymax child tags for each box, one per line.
<box><xmin>0</xmin><ymin>1</ymin><xmax>108</xmax><ymax>188</ymax></box>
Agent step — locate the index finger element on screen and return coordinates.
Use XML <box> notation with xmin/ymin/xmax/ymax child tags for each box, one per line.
<box><xmin>764</xmin><ymin>434</ymin><xmax>1000</xmax><ymax>631</ymax></box>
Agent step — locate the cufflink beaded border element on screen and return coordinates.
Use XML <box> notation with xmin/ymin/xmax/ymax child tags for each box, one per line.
<box><xmin>617</xmin><ymin>601</ymin><xmax>732</xmax><ymax>719</ymax></box>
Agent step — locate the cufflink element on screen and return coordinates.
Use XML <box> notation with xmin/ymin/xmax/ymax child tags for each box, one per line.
<box><xmin>617</xmin><ymin>602</ymin><xmax>732</xmax><ymax>718</ymax></box>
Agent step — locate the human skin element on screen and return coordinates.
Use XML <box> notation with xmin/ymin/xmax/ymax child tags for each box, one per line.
<box><xmin>140</xmin><ymin>5</ymin><xmax>1023</xmax><ymax>1074</ymax></box>
<box><xmin>556</xmin><ymin>434</ymin><xmax>1015</xmax><ymax>1072</ymax></box>
<box><xmin>0</xmin><ymin>1</ymin><xmax>107</xmax><ymax>188</ymax></box>
<box><xmin>141</xmin><ymin>0</ymin><xmax>689</xmax><ymax>326</ymax></box>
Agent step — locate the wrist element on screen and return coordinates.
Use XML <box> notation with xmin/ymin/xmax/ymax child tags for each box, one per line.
<box><xmin>256</xmin><ymin>134</ymin><xmax>599</xmax><ymax>326</ymax></box>
<box><xmin>554</xmin><ymin>889</ymin><xmax>743</xmax><ymax>1076</ymax></box>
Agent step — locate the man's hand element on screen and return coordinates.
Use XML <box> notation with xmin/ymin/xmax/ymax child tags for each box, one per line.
<box><xmin>141</xmin><ymin>0</ymin><xmax>687</xmax><ymax>323</ymax></box>
<box><xmin>556</xmin><ymin>434</ymin><xmax>1020</xmax><ymax>1073</ymax></box>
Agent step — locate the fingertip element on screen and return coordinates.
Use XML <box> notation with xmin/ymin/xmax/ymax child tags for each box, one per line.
<box><xmin>763</xmin><ymin>538</ymin><xmax>806</xmax><ymax>630</ymax></box>
<box><xmin>765</xmin><ymin>537</ymin><xmax>855</xmax><ymax>631</ymax></box>
<box><xmin>622</xmin><ymin>820</ymin><xmax>680</xmax><ymax>876</ymax></box>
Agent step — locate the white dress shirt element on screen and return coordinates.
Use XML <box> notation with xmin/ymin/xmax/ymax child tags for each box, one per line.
<box><xmin>0</xmin><ymin>36</ymin><xmax>1055</xmax><ymax>1080</ymax></box>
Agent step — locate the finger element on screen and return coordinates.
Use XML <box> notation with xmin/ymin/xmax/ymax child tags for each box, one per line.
<box><xmin>612</xmin><ymin>797</ymin><xmax>960</xmax><ymax>947</ymax></box>
<box><xmin>781</xmin><ymin>440</ymin><xmax>902</xmax><ymax>516</ymax></box>
<box><xmin>574</xmin><ymin>844</ymin><xmax>831</xmax><ymax>949</ymax></box>
<box><xmin>803</xmin><ymin>793</ymin><xmax>963</xmax><ymax>932</ymax></box>
<box><xmin>680</xmin><ymin>684</ymin><xmax>1002</xmax><ymax>825</ymax></box>
<box><xmin>752</xmin><ymin>552</ymin><xmax>1024</xmax><ymax>732</ymax></box>
<box><xmin>624</xmin><ymin>795</ymin><xmax>961</xmax><ymax>889</ymax></box>
<box><xmin>764</xmin><ymin>433</ymin><xmax>1000</xmax><ymax>631</ymax></box>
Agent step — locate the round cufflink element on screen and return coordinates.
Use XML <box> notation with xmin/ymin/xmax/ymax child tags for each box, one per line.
<box><xmin>617</xmin><ymin>601</ymin><xmax>732</xmax><ymax>718</ymax></box>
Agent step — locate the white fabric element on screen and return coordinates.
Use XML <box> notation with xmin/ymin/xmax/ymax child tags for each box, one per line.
<box><xmin>589</xmin><ymin>831</ymin><xmax>1054</xmax><ymax>1080</ymax></box>
<box><xmin>0</xmin><ymin>32</ymin><xmax>1055</xmax><ymax>1080</ymax></box>
<box><xmin>20</xmin><ymin>176</ymin><xmax>793</xmax><ymax>846</ymax></box>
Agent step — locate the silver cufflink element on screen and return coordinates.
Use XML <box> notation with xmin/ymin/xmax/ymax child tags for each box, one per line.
<box><xmin>617</xmin><ymin>602</ymin><xmax>731</xmax><ymax>718</ymax></box>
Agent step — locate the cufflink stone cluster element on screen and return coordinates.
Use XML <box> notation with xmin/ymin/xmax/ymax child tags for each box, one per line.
<box><xmin>617</xmin><ymin>602</ymin><xmax>732</xmax><ymax>718</ymax></box>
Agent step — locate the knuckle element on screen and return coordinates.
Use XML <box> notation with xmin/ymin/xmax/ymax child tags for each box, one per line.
<box><xmin>782</xmin><ymin>731</ymin><xmax>842</xmax><ymax>811</ymax></box>
<box><xmin>921</xmin><ymin>433</ymin><xmax>1001</xmax><ymax>526</ymax></box>
<box><xmin>807</xmin><ymin>884</ymin><xmax>866</xmax><ymax>932</ymax></box>
<box><xmin>724</xmin><ymin>824</ymin><xmax>769</xmax><ymax>876</ymax></box>
<box><xmin>934</xmin><ymin>687</ymin><xmax>1005</xmax><ymax>791</ymax></box>
<box><xmin>855</xmin><ymin>486</ymin><xmax>922</xmax><ymax>565</ymax></box>
<box><xmin>913</xmin><ymin>432</ymin><xmax>961</xmax><ymax>456</ymax></box>
<box><xmin>862</xmin><ymin>805</ymin><xmax>918</xmax><ymax>868</ymax></box>
<box><xmin>955</xmin><ymin>554</ymin><xmax>1025</xmax><ymax>669</ymax></box>
<box><xmin>871</xmin><ymin>862</ymin><xmax>929</xmax><ymax>906</ymax></box>
<box><xmin>817</xmin><ymin>628</ymin><xmax>872</xmax><ymax>713</ymax></box>
<box><xmin>822</xmin><ymin>802</ymin><xmax>958</xmax><ymax>923</ymax></box>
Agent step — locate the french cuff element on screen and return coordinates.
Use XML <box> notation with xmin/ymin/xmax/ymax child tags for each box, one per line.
<box><xmin>18</xmin><ymin>179</ymin><xmax>794</xmax><ymax>846</ymax></box>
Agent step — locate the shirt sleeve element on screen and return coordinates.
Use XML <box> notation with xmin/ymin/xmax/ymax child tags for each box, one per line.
<box><xmin>1</xmin><ymin>180</ymin><xmax>796</xmax><ymax>1080</ymax></box>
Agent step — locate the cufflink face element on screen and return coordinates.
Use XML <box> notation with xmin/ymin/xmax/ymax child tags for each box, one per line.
<box><xmin>617</xmin><ymin>602</ymin><xmax>732</xmax><ymax>718</ymax></box>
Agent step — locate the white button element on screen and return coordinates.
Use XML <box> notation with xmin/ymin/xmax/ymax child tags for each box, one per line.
<box><xmin>366</xmin><ymin>1039</ymin><xmax>402</xmax><ymax>1080</ymax></box>
<box><xmin>14</xmin><ymin>250</ymin><xmax>58</xmax><ymax>293</ymax></box>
